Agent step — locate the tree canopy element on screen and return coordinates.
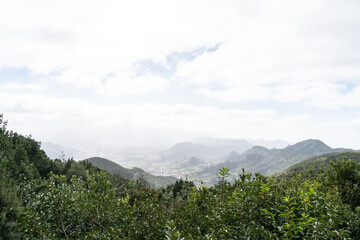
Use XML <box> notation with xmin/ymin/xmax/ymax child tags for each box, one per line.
<box><xmin>1</xmin><ymin>114</ymin><xmax>360</xmax><ymax>239</ymax></box>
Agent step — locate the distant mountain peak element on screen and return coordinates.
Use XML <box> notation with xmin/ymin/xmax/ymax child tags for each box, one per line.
<box><xmin>246</xmin><ymin>139</ymin><xmax>289</xmax><ymax>149</ymax></box>
<box><xmin>251</xmin><ymin>145</ymin><xmax>270</xmax><ymax>152</ymax></box>
<box><xmin>286</xmin><ymin>139</ymin><xmax>332</xmax><ymax>155</ymax></box>
<box><xmin>295</xmin><ymin>139</ymin><xmax>327</xmax><ymax>145</ymax></box>
<box><xmin>238</xmin><ymin>145</ymin><xmax>270</xmax><ymax>157</ymax></box>
<box><xmin>164</xmin><ymin>140</ymin><xmax>253</xmax><ymax>160</ymax></box>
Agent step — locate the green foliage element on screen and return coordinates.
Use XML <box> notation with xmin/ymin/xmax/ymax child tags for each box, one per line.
<box><xmin>2</xmin><ymin>114</ymin><xmax>360</xmax><ymax>239</ymax></box>
<box><xmin>216</xmin><ymin>167</ymin><xmax>230</xmax><ymax>206</ymax></box>
<box><xmin>0</xmin><ymin>115</ymin><xmax>21</xmax><ymax>239</ymax></box>
<box><xmin>20</xmin><ymin>171</ymin><xmax>132</xmax><ymax>239</ymax></box>
<box><xmin>327</xmin><ymin>159</ymin><xmax>360</xmax><ymax>209</ymax></box>
<box><xmin>0</xmin><ymin>115</ymin><xmax>14</xmax><ymax>169</ymax></box>
<box><xmin>165</xmin><ymin>220</ymin><xmax>183</xmax><ymax>240</ymax></box>
<box><xmin>13</xmin><ymin>160</ymin><xmax>360</xmax><ymax>239</ymax></box>
<box><xmin>171</xmin><ymin>179</ymin><xmax>194</xmax><ymax>199</ymax></box>
<box><xmin>0</xmin><ymin>160</ymin><xmax>21</xmax><ymax>239</ymax></box>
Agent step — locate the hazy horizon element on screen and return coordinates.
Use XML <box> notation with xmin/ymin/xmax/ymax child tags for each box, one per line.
<box><xmin>1</xmin><ymin>1</ymin><xmax>360</xmax><ymax>151</ymax></box>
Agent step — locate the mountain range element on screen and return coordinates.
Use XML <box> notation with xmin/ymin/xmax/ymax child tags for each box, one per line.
<box><xmin>161</xmin><ymin>137</ymin><xmax>289</xmax><ymax>161</ymax></box>
<box><xmin>41</xmin><ymin>138</ymin><xmax>356</xmax><ymax>187</ymax></box>
<box><xmin>189</xmin><ymin>139</ymin><xmax>353</xmax><ymax>185</ymax></box>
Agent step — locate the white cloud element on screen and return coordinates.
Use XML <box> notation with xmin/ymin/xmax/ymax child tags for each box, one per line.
<box><xmin>53</xmin><ymin>67</ymin><xmax>169</xmax><ymax>96</ymax></box>
<box><xmin>0</xmin><ymin>81</ymin><xmax>47</xmax><ymax>91</ymax></box>
<box><xmin>198</xmin><ymin>85</ymin><xmax>271</xmax><ymax>102</ymax></box>
<box><xmin>281</xmin><ymin>113</ymin><xmax>311</xmax><ymax>123</ymax></box>
<box><xmin>2</xmin><ymin>90</ymin><xmax>360</xmax><ymax>149</ymax></box>
<box><xmin>100</xmin><ymin>74</ymin><xmax>169</xmax><ymax>97</ymax></box>
<box><xmin>0</xmin><ymin>0</ymin><xmax>227</xmax><ymax>77</ymax></box>
<box><xmin>272</xmin><ymin>82</ymin><xmax>360</xmax><ymax>109</ymax></box>
<box><xmin>0</xmin><ymin>91</ymin><xmax>276</xmax><ymax>145</ymax></box>
<box><xmin>1</xmin><ymin>0</ymin><xmax>360</xmax><ymax>150</ymax></box>
<box><xmin>171</xmin><ymin>1</ymin><xmax>360</xmax><ymax>108</ymax></box>
<box><xmin>2</xmin><ymin>1</ymin><xmax>359</xmax><ymax>101</ymax></box>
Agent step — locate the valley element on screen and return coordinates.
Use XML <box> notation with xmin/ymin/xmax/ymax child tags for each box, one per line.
<box><xmin>42</xmin><ymin>137</ymin><xmax>357</xmax><ymax>187</ymax></box>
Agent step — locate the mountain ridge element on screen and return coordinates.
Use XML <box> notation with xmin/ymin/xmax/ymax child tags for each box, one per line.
<box><xmin>276</xmin><ymin>151</ymin><xmax>360</xmax><ymax>177</ymax></box>
<box><xmin>83</xmin><ymin>157</ymin><xmax>177</xmax><ymax>188</ymax></box>
<box><xmin>162</xmin><ymin>139</ymin><xmax>253</xmax><ymax>161</ymax></box>
<box><xmin>189</xmin><ymin>139</ymin><xmax>354</xmax><ymax>185</ymax></box>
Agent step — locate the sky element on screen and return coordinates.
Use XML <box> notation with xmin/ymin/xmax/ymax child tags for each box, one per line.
<box><xmin>1</xmin><ymin>0</ymin><xmax>360</xmax><ymax>151</ymax></box>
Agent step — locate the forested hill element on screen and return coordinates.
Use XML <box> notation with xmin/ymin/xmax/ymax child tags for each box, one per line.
<box><xmin>190</xmin><ymin>139</ymin><xmax>353</xmax><ymax>184</ymax></box>
<box><xmin>84</xmin><ymin>157</ymin><xmax>137</xmax><ymax>178</ymax></box>
<box><xmin>83</xmin><ymin>157</ymin><xmax>177</xmax><ymax>188</ymax></box>
<box><xmin>276</xmin><ymin>151</ymin><xmax>360</xmax><ymax>177</ymax></box>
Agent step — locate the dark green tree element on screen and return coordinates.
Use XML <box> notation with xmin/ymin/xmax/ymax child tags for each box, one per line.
<box><xmin>327</xmin><ymin>158</ymin><xmax>360</xmax><ymax>209</ymax></box>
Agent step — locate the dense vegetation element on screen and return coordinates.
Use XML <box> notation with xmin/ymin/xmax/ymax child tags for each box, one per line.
<box><xmin>1</xmin><ymin>114</ymin><xmax>360</xmax><ymax>239</ymax></box>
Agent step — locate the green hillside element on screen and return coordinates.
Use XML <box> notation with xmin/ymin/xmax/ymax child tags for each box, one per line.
<box><xmin>84</xmin><ymin>157</ymin><xmax>135</xmax><ymax>178</ymax></box>
<box><xmin>276</xmin><ymin>151</ymin><xmax>360</xmax><ymax>177</ymax></box>
<box><xmin>83</xmin><ymin>157</ymin><xmax>177</xmax><ymax>188</ymax></box>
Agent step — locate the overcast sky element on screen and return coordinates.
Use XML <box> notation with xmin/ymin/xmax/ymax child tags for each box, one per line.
<box><xmin>1</xmin><ymin>0</ymin><xmax>360</xmax><ymax>151</ymax></box>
